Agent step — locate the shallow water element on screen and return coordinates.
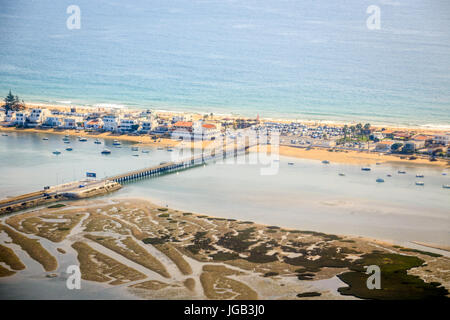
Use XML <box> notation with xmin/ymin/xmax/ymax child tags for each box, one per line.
<box><xmin>1</xmin><ymin>132</ymin><xmax>449</xmax><ymax>246</ymax></box>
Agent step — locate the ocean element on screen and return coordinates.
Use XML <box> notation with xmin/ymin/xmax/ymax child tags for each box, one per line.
<box><xmin>0</xmin><ymin>0</ymin><xmax>450</xmax><ymax>127</ymax></box>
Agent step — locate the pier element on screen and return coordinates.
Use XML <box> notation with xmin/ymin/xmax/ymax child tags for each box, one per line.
<box><xmin>0</xmin><ymin>140</ymin><xmax>258</xmax><ymax>215</ymax></box>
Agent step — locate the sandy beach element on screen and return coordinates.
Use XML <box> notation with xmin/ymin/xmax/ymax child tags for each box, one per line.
<box><xmin>2</xmin><ymin>126</ymin><xmax>449</xmax><ymax>168</ymax></box>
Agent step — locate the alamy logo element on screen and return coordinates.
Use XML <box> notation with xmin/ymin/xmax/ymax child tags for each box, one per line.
<box><xmin>365</xmin><ymin>265</ymin><xmax>381</xmax><ymax>289</ymax></box>
<box><xmin>366</xmin><ymin>5</ymin><xmax>381</xmax><ymax>30</ymax></box>
<box><xmin>66</xmin><ymin>265</ymin><xmax>81</xmax><ymax>290</ymax></box>
<box><xmin>66</xmin><ymin>5</ymin><xmax>81</xmax><ymax>30</ymax></box>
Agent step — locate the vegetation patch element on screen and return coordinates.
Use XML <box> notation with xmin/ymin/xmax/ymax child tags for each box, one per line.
<box><xmin>297</xmin><ymin>292</ymin><xmax>321</xmax><ymax>298</ymax></box>
<box><xmin>48</xmin><ymin>204</ymin><xmax>66</xmax><ymax>209</ymax></box>
<box><xmin>337</xmin><ymin>253</ymin><xmax>449</xmax><ymax>300</ymax></box>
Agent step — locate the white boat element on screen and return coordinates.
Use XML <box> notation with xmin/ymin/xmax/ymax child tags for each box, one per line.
<box><xmin>142</xmin><ymin>150</ymin><xmax>150</xmax><ymax>153</ymax></box>
<box><xmin>101</xmin><ymin>149</ymin><xmax>111</xmax><ymax>155</ymax></box>
<box><xmin>416</xmin><ymin>174</ymin><xmax>424</xmax><ymax>178</ymax></box>
<box><xmin>131</xmin><ymin>147</ymin><xmax>139</xmax><ymax>151</ymax></box>
<box><xmin>94</xmin><ymin>139</ymin><xmax>101</xmax><ymax>144</ymax></box>
<box><xmin>338</xmin><ymin>173</ymin><xmax>345</xmax><ymax>176</ymax></box>
<box><xmin>65</xmin><ymin>147</ymin><xmax>73</xmax><ymax>151</ymax></box>
<box><xmin>376</xmin><ymin>178</ymin><xmax>384</xmax><ymax>183</ymax></box>
<box><xmin>113</xmin><ymin>140</ymin><xmax>121</xmax><ymax>146</ymax></box>
<box><xmin>42</xmin><ymin>137</ymin><xmax>49</xmax><ymax>140</ymax></box>
<box><xmin>361</xmin><ymin>167</ymin><xmax>371</xmax><ymax>171</ymax></box>
<box><xmin>79</xmin><ymin>137</ymin><xmax>87</xmax><ymax>142</ymax></box>
<box><xmin>415</xmin><ymin>181</ymin><xmax>424</xmax><ymax>186</ymax></box>
<box><xmin>52</xmin><ymin>150</ymin><xmax>61</xmax><ymax>155</ymax></box>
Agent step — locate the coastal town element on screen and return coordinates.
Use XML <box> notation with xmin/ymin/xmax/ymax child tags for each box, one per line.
<box><xmin>1</xmin><ymin>91</ymin><xmax>450</xmax><ymax>161</ymax></box>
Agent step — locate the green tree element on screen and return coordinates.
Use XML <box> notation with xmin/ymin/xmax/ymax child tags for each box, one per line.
<box><xmin>3</xmin><ymin>90</ymin><xmax>24</xmax><ymax>112</ymax></box>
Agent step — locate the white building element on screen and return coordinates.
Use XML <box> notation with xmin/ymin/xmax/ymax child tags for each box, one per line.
<box><xmin>45</xmin><ymin>116</ymin><xmax>63</xmax><ymax>127</ymax></box>
<box><xmin>28</xmin><ymin>108</ymin><xmax>50</xmax><ymax>125</ymax></box>
<box><xmin>102</xmin><ymin>115</ymin><xmax>119</xmax><ymax>132</ymax></box>
<box><xmin>5</xmin><ymin>110</ymin><xmax>15</xmax><ymax>123</ymax></box>
<box><xmin>139</xmin><ymin>118</ymin><xmax>158</xmax><ymax>133</ymax></box>
<box><xmin>434</xmin><ymin>133</ymin><xmax>450</xmax><ymax>146</ymax></box>
<box><xmin>62</xmin><ymin>117</ymin><xmax>82</xmax><ymax>129</ymax></box>
<box><xmin>118</xmin><ymin>118</ymin><xmax>137</xmax><ymax>132</ymax></box>
<box><xmin>15</xmin><ymin>111</ymin><xmax>28</xmax><ymax>126</ymax></box>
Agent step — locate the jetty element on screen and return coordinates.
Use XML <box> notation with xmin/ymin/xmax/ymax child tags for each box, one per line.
<box><xmin>0</xmin><ymin>140</ymin><xmax>258</xmax><ymax>215</ymax></box>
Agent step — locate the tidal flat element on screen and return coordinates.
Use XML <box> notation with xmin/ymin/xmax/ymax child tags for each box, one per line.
<box><xmin>0</xmin><ymin>198</ymin><xmax>448</xmax><ymax>300</ymax></box>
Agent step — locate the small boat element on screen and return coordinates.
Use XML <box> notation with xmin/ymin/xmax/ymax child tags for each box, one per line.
<box><xmin>52</xmin><ymin>150</ymin><xmax>61</xmax><ymax>155</ymax></box>
<box><xmin>415</xmin><ymin>181</ymin><xmax>424</xmax><ymax>186</ymax></box>
<box><xmin>376</xmin><ymin>178</ymin><xmax>384</xmax><ymax>183</ymax></box>
<box><xmin>79</xmin><ymin>137</ymin><xmax>87</xmax><ymax>142</ymax></box>
<box><xmin>64</xmin><ymin>140</ymin><xmax>70</xmax><ymax>144</ymax></box>
<box><xmin>1</xmin><ymin>134</ymin><xmax>8</xmax><ymax>136</ymax></box>
<box><xmin>398</xmin><ymin>170</ymin><xmax>406</xmax><ymax>174</ymax></box>
<box><xmin>416</xmin><ymin>174</ymin><xmax>424</xmax><ymax>178</ymax></box>
<box><xmin>376</xmin><ymin>162</ymin><xmax>381</xmax><ymax>165</ymax></box>
<box><xmin>442</xmin><ymin>173</ymin><xmax>447</xmax><ymax>176</ymax></box>
<box><xmin>94</xmin><ymin>139</ymin><xmax>101</xmax><ymax>144</ymax></box>
<box><xmin>62</xmin><ymin>137</ymin><xmax>70</xmax><ymax>141</ymax></box>
<box><xmin>387</xmin><ymin>174</ymin><xmax>392</xmax><ymax>177</ymax></box>
<box><xmin>442</xmin><ymin>184</ymin><xmax>450</xmax><ymax>189</ymax></box>
<box><xmin>361</xmin><ymin>167</ymin><xmax>371</xmax><ymax>171</ymax></box>
<box><xmin>101</xmin><ymin>149</ymin><xmax>111</xmax><ymax>155</ymax></box>
<box><xmin>65</xmin><ymin>147</ymin><xmax>73</xmax><ymax>151</ymax></box>
<box><xmin>338</xmin><ymin>173</ymin><xmax>346</xmax><ymax>176</ymax></box>
<box><xmin>142</xmin><ymin>150</ymin><xmax>150</xmax><ymax>153</ymax></box>
<box><xmin>157</xmin><ymin>147</ymin><xmax>164</xmax><ymax>150</ymax></box>
<box><xmin>131</xmin><ymin>147</ymin><xmax>139</xmax><ymax>151</ymax></box>
<box><xmin>113</xmin><ymin>140</ymin><xmax>121</xmax><ymax>146</ymax></box>
<box><xmin>322</xmin><ymin>160</ymin><xmax>330</xmax><ymax>164</ymax></box>
<box><xmin>42</xmin><ymin>137</ymin><xmax>49</xmax><ymax>140</ymax></box>
<box><xmin>132</xmin><ymin>154</ymin><xmax>139</xmax><ymax>157</ymax></box>
<box><xmin>288</xmin><ymin>162</ymin><xmax>294</xmax><ymax>165</ymax></box>
<box><xmin>167</xmin><ymin>148</ymin><xmax>173</xmax><ymax>152</ymax></box>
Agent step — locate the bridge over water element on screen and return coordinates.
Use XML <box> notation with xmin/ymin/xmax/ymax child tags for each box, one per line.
<box><xmin>0</xmin><ymin>140</ymin><xmax>259</xmax><ymax>214</ymax></box>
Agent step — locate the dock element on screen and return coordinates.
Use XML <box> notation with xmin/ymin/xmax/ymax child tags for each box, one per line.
<box><xmin>0</xmin><ymin>140</ymin><xmax>258</xmax><ymax>215</ymax></box>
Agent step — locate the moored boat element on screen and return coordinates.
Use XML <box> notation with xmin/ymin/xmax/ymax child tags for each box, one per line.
<box><xmin>338</xmin><ymin>173</ymin><xmax>345</xmax><ymax>176</ymax></box>
<box><xmin>101</xmin><ymin>149</ymin><xmax>111</xmax><ymax>155</ymax></box>
<box><xmin>52</xmin><ymin>150</ymin><xmax>61</xmax><ymax>155</ymax></box>
<box><xmin>131</xmin><ymin>146</ymin><xmax>139</xmax><ymax>151</ymax></box>
<box><xmin>322</xmin><ymin>160</ymin><xmax>330</xmax><ymax>164</ymax></box>
<box><xmin>415</xmin><ymin>181</ymin><xmax>424</xmax><ymax>186</ymax></box>
<box><xmin>94</xmin><ymin>139</ymin><xmax>101</xmax><ymax>144</ymax></box>
<box><xmin>361</xmin><ymin>167</ymin><xmax>371</xmax><ymax>171</ymax></box>
<box><xmin>376</xmin><ymin>178</ymin><xmax>384</xmax><ymax>183</ymax></box>
<box><xmin>65</xmin><ymin>147</ymin><xmax>73</xmax><ymax>151</ymax></box>
<box><xmin>398</xmin><ymin>170</ymin><xmax>406</xmax><ymax>174</ymax></box>
<box><xmin>443</xmin><ymin>185</ymin><xmax>450</xmax><ymax>189</ymax></box>
<box><xmin>79</xmin><ymin>137</ymin><xmax>87</xmax><ymax>142</ymax></box>
<box><xmin>416</xmin><ymin>174</ymin><xmax>424</xmax><ymax>178</ymax></box>
<box><xmin>42</xmin><ymin>137</ymin><xmax>49</xmax><ymax>140</ymax></box>
<box><xmin>142</xmin><ymin>150</ymin><xmax>150</xmax><ymax>153</ymax></box>
<box><xmin>113</xmin><ymin>140</ymin><xmax>121</xmax><ymax>146</ymax></box>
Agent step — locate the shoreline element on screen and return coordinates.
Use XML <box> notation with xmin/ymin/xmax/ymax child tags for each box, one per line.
<box><xmin>2</xmin><ymin>126</ymin><xmax>449</xmax><ymax>168</ymax></box>
<box><xmin>24</xmin><ymin>102</ymin><xmax>450</xmax><ymax>133</ymax></box>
